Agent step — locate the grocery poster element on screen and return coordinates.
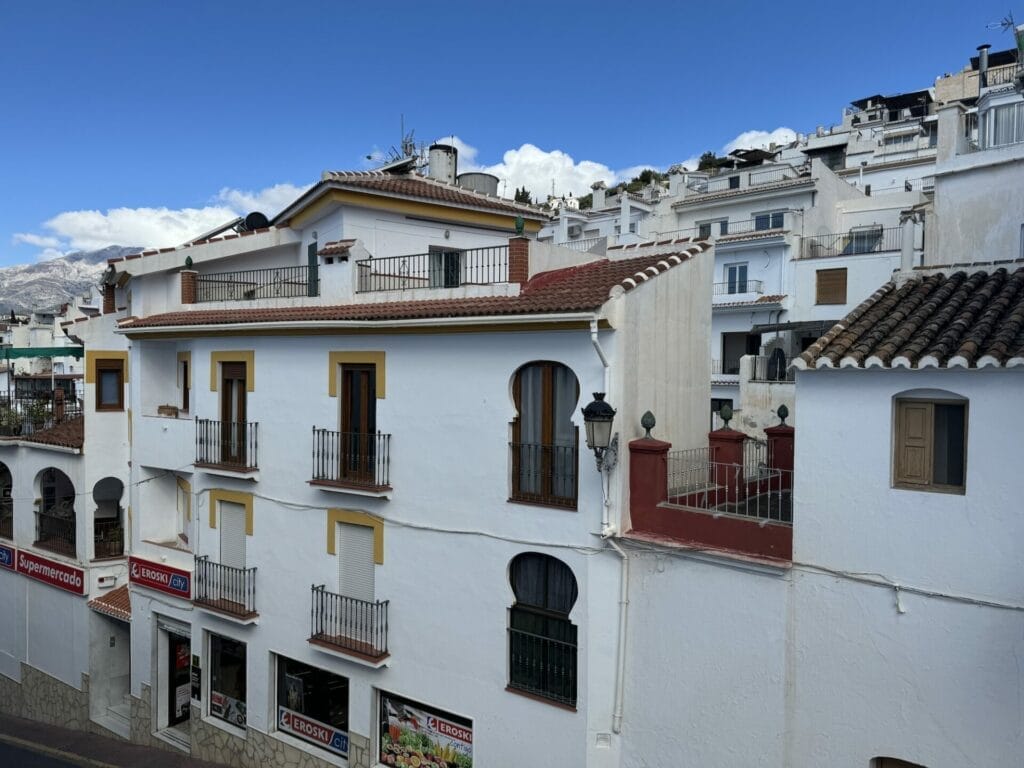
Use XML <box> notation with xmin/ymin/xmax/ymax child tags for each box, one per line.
<box><xmin>379</xmin><ymin>691</ymin><xmax>472</xmax><ymax>768</ymax></box>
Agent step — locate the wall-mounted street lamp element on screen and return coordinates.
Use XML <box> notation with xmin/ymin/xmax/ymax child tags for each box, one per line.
<box><xmin>581</xmin><ymin>392</ymin><xmax>618</xmax><ymax>472</ymax></box>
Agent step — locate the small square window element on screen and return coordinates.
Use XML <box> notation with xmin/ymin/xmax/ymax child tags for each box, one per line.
<box><xmin>894</xmin><ymin>399</ymin><xmax>966</xmax><ymax>493</ymax></box>
<box><xmin>815</xmin><ymin>268</ymin><xmax>847</xmax><ymax>305</ymax></box>
<box><xmin>95</xmin><ymin>359</ymin><xmax>124</xmax><ymax>411</ymax></box>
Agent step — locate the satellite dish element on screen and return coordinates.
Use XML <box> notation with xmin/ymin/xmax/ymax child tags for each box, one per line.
<box><xmin>244</xmin><ymin>211</ymin><xmax>270</xmax><ymax>231</ymax></box>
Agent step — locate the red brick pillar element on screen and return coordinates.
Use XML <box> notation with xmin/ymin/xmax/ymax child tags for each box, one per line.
<box><xmin>629</xmin><ymin>437</ymin><xmax>671</xmax><ymax>516</ymax></box>
<box><xmin>708</xmin><ymin>428</ymin><xmax>745</xmax><ymax>503</ymax></box>
<box><xmin>180</xmin><ymin>270</ymin><xmax>197</xmax><ymax>304</ymax></box>
<box><xmin>765</xmin><ymin>423</ymin><xmax>795</xmax><ymax>490</ymax></box>
<box><xmin>102</xmin><ymin>284</ymin><xmax>115</xmax><ymax>314</ymax></box>
<box><xmin>508</xmin><ymin>237</ymin><xmax>529</xmax><ymax>284</ymax></box>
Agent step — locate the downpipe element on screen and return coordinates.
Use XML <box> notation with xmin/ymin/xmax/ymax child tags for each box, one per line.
<box><xmin>603</xmin><ymin>526</ymin><xmax>629</xmax><ymax>735</ymax></box>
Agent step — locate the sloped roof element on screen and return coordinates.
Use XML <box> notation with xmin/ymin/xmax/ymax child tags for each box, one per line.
<box><xmin>277</xmin><ymin>171</ymin><xmax>549</xmax><ymax>223</ymax></box>
<box><xmin>118</xmin><ymin>246</ymin><xmax>707</xmax><ymax>330</ymax></box>
<box><xmin>796</xmin><ymin>265</ymin><xmax>1024</xmax><ymax>370</ymax></box>
<box><xmin>88</xmin><ymin>584</ymin><xmax>131</xmax><ymax>622</ymax></box>
<box><xmin>17</xmin><ymin>416</ymin><xmax>85</xmax><ymax>449</ymax></box>
<box><xmin>318</xmin><ymin>239</ymin><xmax>356</xmax><ymax>256</ymax></box>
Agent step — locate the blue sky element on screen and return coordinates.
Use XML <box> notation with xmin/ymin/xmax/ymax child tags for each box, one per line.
<box><xmin>0</xmin><ymin>1</ymin><xmax>1016</xmax><ymax>265</ymax></box>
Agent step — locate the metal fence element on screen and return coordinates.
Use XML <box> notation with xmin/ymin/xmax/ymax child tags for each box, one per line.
<box><xmin>0</xmin><ymin>508</ymin><xmax>10</xmax><ymax>540</ymax></box>
<box><xmin>667</xmin><ymin>447</ymin><xmax>712</xmax><ymax>494</ymax></box>
<box><xmin>748</xmin><ymin>354</ymin><xmax>795</xmax><ymax>382</ymax></box>
<box><xmin>713</xmin><ymin>279</ymin><xmax>764</xmax><ymax>296</ymax></box>
<box><xmin>0</xmin><ymin>394</ymin><xmax>83</xmax><ymax>436</ymax></box>
<box><xmin>196</xmin><ymin>265</ymin><xmax>319</xmax><ymax>302</ymax></box>
<box><xmin>509</xmin><ymin>442</ymin><xmax>578</xmax><ymax>508</ymax></box>
<box><xmin>35</xmin><ymin>509</ymin><xmax>76</xmax><ymax>557</ymax></box>
<box><xmin>196</xmin><ymin>419</ymin><xmax>258</xmax><ymax>471</ymax></box>
<box><xmin>666</xmin><ymin>459</ymin><xmax>792</xmax><ymax>524</ymax></box>
<box><xmin>312</xmin><ymin>428</ymin><xmax>391</xmax><ymax>490</ymax></box>
<box><xmin>94</xmin><ymin>518</ymin><xmax>124</xmax><ymax>558</ymax></box>
<box><xmin>508</xmin><ymin>626</ymin><xmax>578</xmax><ymax>707</ymax></box>
<box><xmin>801</xmin><ymin>227</ymin><xmax>902</xmax><ymax>259</ymax></box>
<box><xmin>356</xmin><ymin>245</ymin><xmax>509</xmax><ymax>292</ymax></box>
<box><xmin>309</xmin><ymin>584</ymin><xmax>389</xmax><ymax>660</ymax></box>
<box><xmin>556</xmin><ymin>236</ymin><xmax>606</xmax><ymax>252</ymax></box>
<box><xmin>195</xmin><ymin>556</ymin><xmax>257</xmax><ymax>617</ymax></box>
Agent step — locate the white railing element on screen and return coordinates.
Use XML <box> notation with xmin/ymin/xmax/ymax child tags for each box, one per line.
<box><xmin>556</xmin><ymin>236</ymin><xmax>605</xmax><ymax>252</ymax></box>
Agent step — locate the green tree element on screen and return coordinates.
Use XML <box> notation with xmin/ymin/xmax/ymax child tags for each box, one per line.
<box><xmin>577</xmin><ymin>193</ymin><xmax>593</xmax><ymax>210</ymax></box>
<box><xmin>697</xmin><ymin>151</ymin><xmax>719</xmax><ymax>171</ymax></box>
<box><xmin>514</xmin><ymin>186</ymin><xmax>532</xmax><ymax>204</ymax></box>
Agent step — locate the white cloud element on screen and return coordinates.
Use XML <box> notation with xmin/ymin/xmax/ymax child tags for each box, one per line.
<box><xmin>13</xmin><ymin>182</ymin><xmax>312</xmax><ymax>261</ymax></box>
<box><xmin>721</xmin><ymin>127</ymin><xmax>797</xmax><ymax>155</ymax></box>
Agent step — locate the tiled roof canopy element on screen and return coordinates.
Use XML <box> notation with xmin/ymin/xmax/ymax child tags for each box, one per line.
<box><xmin>314</xmin><ymin>171</ymin><xmax>548</xmax><ymax>220</ymax></box>
<box><xmin>796</xmin><ymin>266</ymin><xmax>1024</xmax><ymax>370</ymax></box>
<box><xmin>88</xmin><ymin>584</ymin><xmax>131</xmax><ymax>622</ymax></box>
<box><xmin>118</xmin><ymin>248</ymin><xmax>705</xmax><ymax>330</ymax></box>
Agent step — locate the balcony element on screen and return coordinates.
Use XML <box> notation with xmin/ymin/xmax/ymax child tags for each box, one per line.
<box><xmin>713</xmin><ymin>279</ymin><xmax>764</xmax><ymax>297</ymax></box>
<box><xmin>35</xmin><ymin>509</ymin><xmax>76</xmax><ymax>558</ymax></box>
<box><xmin>356</xmin><ymin>245</ymin><xmax>509</xmax><ymax>293</ymax></box>
<box><xmin>667</xmin><ymin>457</ymin><xmax>792</xmax><ymax>525</ymax></box>
<box><xmin>310</xmin><ymin>428</ymin><xmax>391</xmax><ymax>493</ymax></box>
<box><xmin>509</xmin><ymin>442</ymin><xmax>578</xmax><ymax>509</ymax></box>
<box><xmin>747</xmin><ymin>354</ymin><xmax>795</xmax><ymax>383</ymax></box>
<box><xmin>0</xmin><ymin>394</ymin><xmax>83</xmax><ymax>437</ymax></box>
<box><xmin>195</xmin><ymin>419</ymin><xmax>258</xmax><ymax>473</ymax></box>
<box><xmin>801</xmin><ymin>226</ymin><xmax>902</xmax><ymax>259</ymax></box>
<box><xmin>94</xmin><ymin>518</ymin><xmax>124</xmax><ymax>559</ymax></box>
<box><xmin>196</xmin><ymin>265</ymin><xmax>319</xmax><ymax>302</ymax></box>
<box><xmin>194</xmin><ymin>556</ymin><xmax>258</xmax><ymax>621</ymax></box>
<box><xmin>135</xmin><ymin>414</ymin><xmax>194</xmax><ymax>470</ymax></box>
<box><xmin>308</xmin><ymin>584</ymin><xmax>389</xmax><ymax>663</ymax></box>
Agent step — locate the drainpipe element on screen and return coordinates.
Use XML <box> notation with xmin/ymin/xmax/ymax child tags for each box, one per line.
<box><xmin>590</xmin><ymin>316</ymin><xmax>629</xmax><ymax>733</ymax></box>
<box><xmin>604</xmin><ymin>531</ymin><xmax>629</xmax><ymax>734</ymax></box>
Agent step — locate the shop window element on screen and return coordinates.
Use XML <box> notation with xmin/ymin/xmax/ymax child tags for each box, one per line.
<box><xmin>816</xmin><ymin>268</ymin><xmax>848</xmax><ymax>305</ymax></box>
<box><xmin>507</xmin><ymin>552</ymin><xmax>578</xmax><ymax>707</ymax></box>
<box><xmin>893</xmin><ymin>398</ymin><xmax>967</xmax><ymax>493</ymax></box>
<box><xmin>276</xmin><ymin>656</ymin><xmax>349</xmax><ymax>759</ymax></box>
<box><xmin>510</xmin><ymin>362</ymin><xmax>579</xmax><ymax>509</ymax></box>
<box><xmin>380</xmin><ymin>691</ymin><xmax>473</xmax><ymax>767</ymax></box>
<box><xmin>96</xmin><ymin>359</ymin><xmax>124</xmax><ymax>411</ymax></box>
<box><xmin>209</xmin><ymin>634</ymin><xmax>246</xmax><ymax>728</ymax></box>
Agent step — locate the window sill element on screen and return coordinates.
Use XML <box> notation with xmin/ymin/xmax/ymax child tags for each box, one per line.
<box><xmin>505</xmin><ymin>685</ymin><xmax>577</xmax><ymax>712</ymax></box>
<box><xmin>308</xmin><ymin>636</ymin><xmax>390</xmax><ymax>669</ymax></box>
<box><xmin>308</xmin><ymin>479</ymin><xmax>392</xmax><ymax>499</ymax></box>
<box><xmin>194</xmin><ymin>464</ymin><xmax>259</xmax><ymax>482</ymax></box>
<box><xmin>892</xmin><ymin>482</ymin><xmax>965</xmax><ymax>496</ymax></box>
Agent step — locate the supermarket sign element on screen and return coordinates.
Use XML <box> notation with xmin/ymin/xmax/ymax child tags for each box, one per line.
<box><xmin>278</xmin><ymin>706</ymin><xmax>349</xmax><ymax>757</ymax></box>
<box><xmin>0</xmin><ymin>544</ymin><xmax>14</xmax><ymax>570</ymax></box>
<box><xmin>129</xmin><ymin>556</ymin><xmax>191</xmax><ymax>599</ymax></box>
<box><xmin>17</xmin><ymin>550</ymin><xmax>85</xmax><ymax>595</ymax></box>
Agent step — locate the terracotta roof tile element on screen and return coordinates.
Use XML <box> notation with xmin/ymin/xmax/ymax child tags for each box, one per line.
<box><xmin>715</xmin><ymin>294</ymin><xmax>787</xmax><ymax>308</ymax></box>
<box><xmin>89</xmin><ymin>584</ymin><xmax>131</xmax><ymax>622</ymax></box>
<box><xmin>318</xmin><ymin>239</ymin><xmax>356</xmax><ymax>256</ymax></box>
<box><xmin>119</xmin><ymin>246</ymin><xmax>708</xmax><ymax>330</ymax></box>
<box><xmin>18</xmin><ymin>416</ymin><xmax>85</xmax><ymax>449</ymax></box>
<box><xmin>316</xmin><ymin>171</ymin><xmax>549</xmax><ymax>220</ymax></box>
<box><xmin>796</xmin><ymin>265</ymin><xmax>1024</xmax><ymax>370</ymax></box>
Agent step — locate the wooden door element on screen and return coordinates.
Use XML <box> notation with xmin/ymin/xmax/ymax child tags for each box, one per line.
<box><xmin>221</xmin><ymin>362</ymin><xmax>247</xmax><ymax>465</ymax></box>
<box><xmin>340</xmin><ymin>366</ymin><xmax>376</xmax><ymax>483</ymax></box>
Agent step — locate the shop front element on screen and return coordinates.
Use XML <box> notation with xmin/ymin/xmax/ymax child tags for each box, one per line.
<box><xmin>378</xmin><ymin>691</ymin><xmax>473</xmax><ymax>768</ymax></box>
<box><xmin>275</xmin><ymin>656</ymin><xmax>350</xmax><ymax>758</ymax></box>
<box><xmin>209</xmin><ymin>633</ymin><xmax>246</xmax><ymax>729</ymax></box>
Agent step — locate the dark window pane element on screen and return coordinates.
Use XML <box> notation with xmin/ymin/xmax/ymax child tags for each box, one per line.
<box><xmin>933</xmin><ymin>403</ymin><xmax>965</xmax><ymax>486</ymax></box>
<box><xmin>754</xmin><ymin>214</ymin><xmax>770</xmax><ymax>231</ymax></box>
<box><xmin>99</xmin><ymin>369</ymin><xmax>120</xmax><ymax>406</ymax></box>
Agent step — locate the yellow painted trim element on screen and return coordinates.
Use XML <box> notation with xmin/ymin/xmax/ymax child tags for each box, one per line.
<box><xmin>209</xmin><ymin>351</ymin><xmax>255</xmax><ymax>391</ymax></box>
<box><xmin>127</xmin><ymin>409</ymin><xmax>132</xmax><ymax>446</ymax></box>
<box><xmin>85</xmin><ymin>350</ymin><xmax>129</xmax><ymax>384</ymax></box>
<box><xmin>177</xmin><ymin>351</ymin><xmax>192</xmax><ymax>389</ymax></box>
<box><xmin>208</xmin><ymin>489</ymin><xmax>254</xmax><ymax>535</ymax></box>
<box><xmin>177</xmin><ymin>476</ymin><xmax>192</xmax><ymax>521</ymax></box>
<box><xmin>326</xmin><ymin>508</ymin><xmax>383</xmax><ymax>564</ymax></box>
<box><xmin>290</xmin><ymin>189</ymin><xmax>544</xmax><ymax>233</ymax></box>
<box><xmin>328</xmin><ymin>351</ymin><xmax>386</xmax><ymax>398</ymax></box>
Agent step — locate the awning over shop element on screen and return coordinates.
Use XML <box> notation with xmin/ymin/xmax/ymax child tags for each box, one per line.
<box><xmin>0</xmin><ymin>346</ymin><xmax>84</xmax><ymax>360</ymax></box>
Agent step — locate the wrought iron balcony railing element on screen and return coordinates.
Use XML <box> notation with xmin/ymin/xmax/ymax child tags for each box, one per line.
<box><xmin>196</xmin><ymin>265</ymin><xmax>319</xmax><ymax>302</ymax></box>
<box><xmin>712</xmin><ymin>279</ymin><xmax>764</xmax><ymax>296</ymax></box>
<box><xmin>309</xmin><ymin>584</ymin><xmax>389</xmax><ymax>660</ymax></box>
<box><xmin>35</xmin><ymin>509</ymin><xmax>76</xmax><ymax>557</ymax></box>
<box><xmin>666</xmin><ymin>457</ymin><xmax>793</xmax><ymax>525</ymax></box>
<box><xmin>508</xmin><ymin>627</ymin><xmax>578</xmax><ymax>707</ymax></box>
<box><xmin>801</xmin><ymin>227</ymin><xmax>902</xmax><ymax>259</ymax></box>
<box><xmin>196</xmin><ymin>419</ymin><xmax>258</xmax><ymax>471</ymax></box>
<box><xmin>311</xmin><ymin>428</ymin><xmax>391</xmax><ymax>490</ymax></box>
<box><xmin>356</xmin><ymin>245</ymin><xmax>509</xmax><ymax>292</ymax></box>
<box><xmin>194</xmin><ymin>556</ymin><xmax>257</xmax><ymax>619</ymax></box>
<box><xmin>0</xmin><ymin>394</ymin><xmax>83</xmax><ymax>436</ymax></box>
<box><xmin>0</xmin><ymin>509</ymin><xmax>12</xmax><ymax>540</ymax></box>
<box><xmin>509</xmin><ymin>442</ymin><xmax>578</xmax><ymax>509</ymax></box>
<box><xmin>94</xmin><ymin>518</ymin><xmax>124</xmax><ymax>559</ymax></box>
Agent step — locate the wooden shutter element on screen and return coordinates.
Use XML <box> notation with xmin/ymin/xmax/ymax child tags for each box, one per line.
<box><xmin>816</xmin><ymin>268</ymin><xmax>848</xmax><ymax>305</ymax></box>
<box><xmin>337</xmin><ymin>522</ymin><xmax>375</xmax><ymax>603</ymax></box>
<box><xmin>220</xmin><ymin>501</ymin><xmax>247</xmax><ymax>569</ymax></box>
<box><xmin>895</xmin><ymin>401</ymin><xmax>932</xmax><ymax>486</ymax></box>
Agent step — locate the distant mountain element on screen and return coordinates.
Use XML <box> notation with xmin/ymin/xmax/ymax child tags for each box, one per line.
<box><xmin>0</xmin><ymin>246</ymin><xmax>140</xmax><ymax>314</ymax></box>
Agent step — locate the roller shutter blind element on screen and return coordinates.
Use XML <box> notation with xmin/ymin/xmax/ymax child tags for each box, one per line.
<box><xmin>220</xmin><ymin>501</ymin><xmax>247</xmax><ymax>569</ymax></box>
<box><xmin>337</xmin><ymin>522</ymin><xmax>374</xmax><ymax>603</ymax></box>
<box><xmin>816</xmin><ymin>268</ymin><xmax>848</xmax><ymax>305</ymax></box>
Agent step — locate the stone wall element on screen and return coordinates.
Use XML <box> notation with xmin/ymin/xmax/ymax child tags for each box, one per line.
<box><xmin>129</xmin><ymin>683</ymin><xmax>178</xmax><ymax>752</ymax></box>
<box><xmin>19</xmin><ymin>666</ymin><xmax>89</xmax><ymax>729</ymax></box>
<box><xmin>0</xmin><ymin>672</ymin><xmax>24</xmax><ymax>717</ymax></box>
<box><xmin>191</xmin><ymin>705</ymin><xmax>371</xmax><ymax>768</ymax></box>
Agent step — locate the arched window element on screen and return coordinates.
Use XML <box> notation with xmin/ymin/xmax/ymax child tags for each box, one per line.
<box><xmin>508</xmin><ymin>552</ymin><xmax>578</xmax><ymax>706</ymax></box>
<box><xmin>510</xmin><ymin>362</ymin><xmax>579</xmax><ymax>508</ymax></box>
<box><xmin>93</xmin><ymin>477</ymin><xmax>124</xmax><ymax>559</ymax></box>
<box><xmin>36</xmin><ymin>468</ymin><xmax>76</xmax><ymax>557</ymax></box>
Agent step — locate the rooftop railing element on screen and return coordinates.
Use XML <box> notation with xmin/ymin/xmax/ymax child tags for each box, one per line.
<box><xmin>309</xmin><ymin>584</ymin><xmax>389</xmax><ymax>661</ymax></box>
<box><xmin>801</xmin><ymin>226</ymin><xmax>901</xmax><ymax>259</ymax></box>
<box><xmin>666</xmin><ymin>456</ymin><xmax>792</xmax><ymax>525</ymax></box>
<box><xmin>748</xmin><ymin>354</ymin><xmax>796</xmax><ymax>383</ymax></box>
<box><xmin>983</xmin><ymin>64</ymin><xmax>1022</xmax><ymax>87</ymax></box>
<box><xmin>356</xmin><ymin>245</ymin><xmax>509</xmax><ymax>293</ymax></box>
<box><xmin>0</xmin><ymin>394</ymin><xmax>83</xmax><ymax>436</ymax></box>
<box><xmin>555</xmin><ymin>236</ymin><xmax>605</xmax><ymax>252</ymax></box>
<box><xmin>196</xmin><ymin>265</ymin><xmax>319</xmax><ymax>302</ymax></box>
